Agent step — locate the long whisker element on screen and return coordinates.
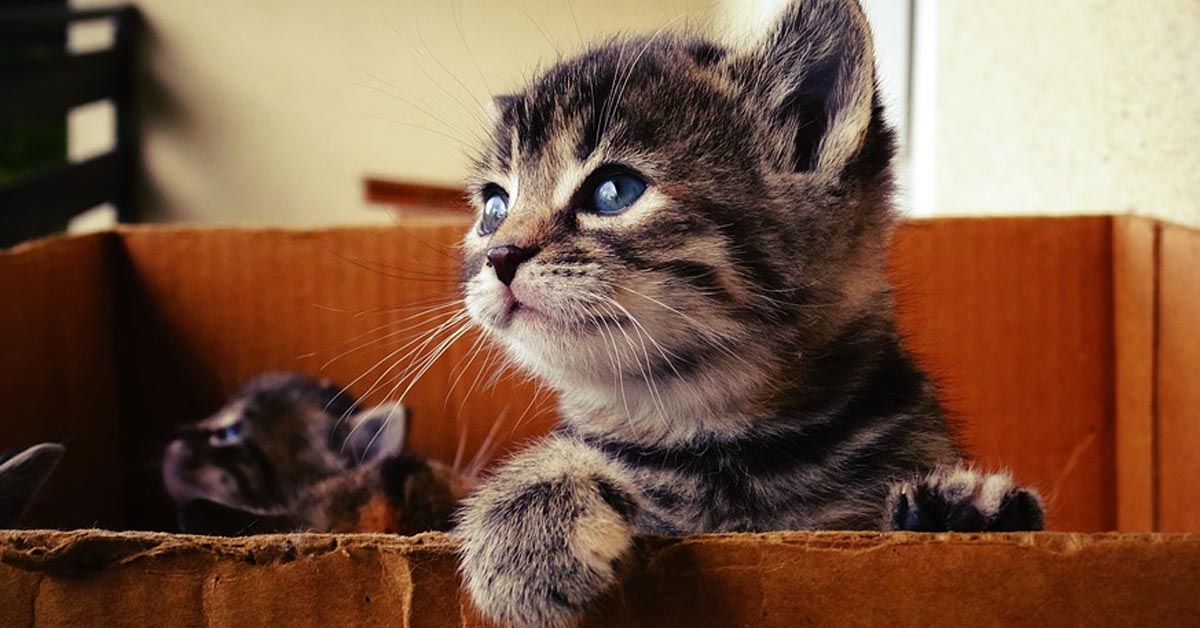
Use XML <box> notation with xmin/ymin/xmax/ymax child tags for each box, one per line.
<box><xmin>320</xmin><ymin>302</ymin><xmax>465</xmax><ymax>371</ymax></box>
<box><xmin>334</xmin><ymin>310</ymin><xmax>469</xmax><ymax>424</ymax></box>
<box><xmin>584</xmin><ymin>301</ymin><xmax>632</xmax><ymax>422</ymax></box>
<box><xmin>613</xmin><ymin>284</ymin><xmax>750</xmax><ymax>367</ymax></box>
<box><xmin>594</xmin><ymin>299</ymin><xmax>669</xmax><ymax>429</ymax></box>
<box><xmin>384</xmin><ymin>321</ymin><xmax>474</xmax><ymax>410</ymax></box>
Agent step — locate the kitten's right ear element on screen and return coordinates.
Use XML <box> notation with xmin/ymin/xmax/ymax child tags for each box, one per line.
<box><xmin>0</xmin><ymin>443</ymin><xmax>65</xmax><ymax>528</ymax></box>
<box><xmin>179</xmin><ymin>499</ymin><xmax>295</xmax><ymax>536</ymax></box>
<box><xmin>732</xmin><ymin>0</ymin><xmax>880</xmax><ymax>176</ymax></box>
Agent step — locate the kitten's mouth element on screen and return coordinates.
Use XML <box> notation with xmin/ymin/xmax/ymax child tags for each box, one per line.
<box><xmin>501</xmin><ymin>299</ymin><xmax>522</xmax><ymax>324</ymax></box>
<box><xmin>495</xmin><ymin>288</ymin><xmax>573</xmax><ymax>331</ymax></box>
<box><xmin>500</xmin><ymin>298</ymin><xmax>545</xmax><ymax>327</ymax></box>
<box><xmin>484</xmin><ymin>285</ymin><xmax>625</xmax><ymax>332</ymax></box>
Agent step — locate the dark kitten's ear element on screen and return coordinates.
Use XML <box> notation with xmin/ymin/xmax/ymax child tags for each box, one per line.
<box><xmin>0</xmin><ymin>443</ymin><xmax>65</xmax><ymax>528</ymax></box>
<box><xmin>179</xmin><ymin>498</ymin><xmax>295</xmax><ymax>536</ymax></box>
<box><xmin>339</xmin><ymin>402</ymin><xmax>408</xmax><ymax>465</ymax></box>
<box><xmin>733</xmin><ymin>0</ymin><xmax>877</xmax><ymax>175</ymax></box>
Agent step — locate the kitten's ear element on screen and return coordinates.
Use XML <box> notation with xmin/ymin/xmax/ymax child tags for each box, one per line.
<box><xmin>179</xmin><ymin>498</ymin><xmax>295</xmax><ymax>536</ymax></box>
<box><xmin>734</xmin><ymin>0</ymin><xmax>879</xmax><ymax>175</ymax></box>
<box><xmin>0</xmin><ymin>443</ymin><xmax>65</xmax><ymax>528</ymax></box>
<box><xmin>340</xmin><ymin>402</ymin><xmax>409</xmax><ymax>465</ymax></box>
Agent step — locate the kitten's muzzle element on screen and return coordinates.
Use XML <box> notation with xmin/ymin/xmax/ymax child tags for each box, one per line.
<box><xmin>486</xmin><ymin>244</ymin><xmax>539</xmax><ymax>286</ymax></box>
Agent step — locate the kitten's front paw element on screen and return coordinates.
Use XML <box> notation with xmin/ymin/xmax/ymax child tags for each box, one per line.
<box><xmin>886</xmin><ymin>467</ymin><xmax>1044</xmax><ymax>532</ymax></box>
<box><xmin>456</xmin><ymin>475</ymin><xmax>635</xmax><ymax>627</ymax></box>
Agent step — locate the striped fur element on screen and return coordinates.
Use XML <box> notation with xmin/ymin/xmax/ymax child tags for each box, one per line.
<box><xmin>456</xmin><ymin>1</ymin><xmax>1043</xmax><ymax>626</ymax></box>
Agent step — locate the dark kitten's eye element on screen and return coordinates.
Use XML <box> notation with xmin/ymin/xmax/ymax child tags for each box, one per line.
<box><xmin>478</xmin><ymin>186</ymin><xmax>509</xmax><ymax>235</ymax></box>
<box><xmin>209</xmin><ymin>422</ymin><xmax>245</xmax><ymax>446</ymax></box>
<box><xmin>585</xmin><ymin>170</ymin><xmax>646</xmax><ymax>215</ymax></box>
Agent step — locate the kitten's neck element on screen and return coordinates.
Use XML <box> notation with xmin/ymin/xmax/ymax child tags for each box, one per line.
<box><xmin>555</xmin><ymin>307</ymin><xmax>912</xmax><ymax>448</ymax></box>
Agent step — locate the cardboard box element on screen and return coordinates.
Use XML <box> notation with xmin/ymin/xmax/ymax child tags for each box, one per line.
<box><xmin>2</xmin><ymin>529</ymin><xmax>1199</xmax><ymax>627</ymax></box>
<box><xmin>1</xmin><ymin>216</ymin><xmax>1198</xmax><ymax>625</ymax></box>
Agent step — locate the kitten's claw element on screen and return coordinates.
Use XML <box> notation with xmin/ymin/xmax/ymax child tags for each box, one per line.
<box><xmin>886</xmin><ymin>467</ymin><xmax>1044</xmax><ymax>532</ymax></box>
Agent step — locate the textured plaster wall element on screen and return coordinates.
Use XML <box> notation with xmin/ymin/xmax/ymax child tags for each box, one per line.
<box><xmin>71</xmin><ymin>1</ymin><xmax>1199</xmax><ymax>228</ymax></box>
<box><xmin>929</xmin><ymin>0</ymin><xmax>1200</xmax><ymax>227</ymax></box>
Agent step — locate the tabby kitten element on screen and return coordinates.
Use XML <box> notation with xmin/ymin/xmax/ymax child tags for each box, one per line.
<box><xmin>0</xmin><ymin>442</ymin><xmax>64</xmax><ymax>528</ymax></box>
<box><xmin>454</xmin><ymin>0</ymin><xmax>1043</xmax><ymax>626</ymax></box>
<box><xmin>163</xmin><ymin>372</ymin><xmax>471</xmax><ymax>535</ymax></box>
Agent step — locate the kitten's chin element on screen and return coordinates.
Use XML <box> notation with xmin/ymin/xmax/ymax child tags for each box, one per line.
<box><xmin>476</xmin><ymin>322</ymin><xmax>613</xmax><ymax>391</ymax></box>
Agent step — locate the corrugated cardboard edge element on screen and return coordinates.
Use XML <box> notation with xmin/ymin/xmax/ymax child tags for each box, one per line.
<box><xmin>6</xmin><ymin>529</ymin><xmax>1187</xmax><ymax>571</ymax></box>
<box><xmin>3</xmin><ymin>530</ymin><xmax>1200</xmax><ymax>628</ymax></box>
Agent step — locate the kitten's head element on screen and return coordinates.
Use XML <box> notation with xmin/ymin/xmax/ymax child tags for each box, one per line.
<box><xmin>162</xmin><ymin>373</ymin><xmax>408</xmax><ymax>514</ymax></box>
<box><xmin>461</xmin><ymin>0</ymin><xmax>895</xmax><ymax>428</ymax></box>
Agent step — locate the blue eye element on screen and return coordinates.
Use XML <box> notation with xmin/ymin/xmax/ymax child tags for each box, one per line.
<box><xmin>478</xmin><ymin>188</ymin><xmax>509</xmax><ymax>235</ymax></box>
<box><xmin>210</xmin><ymin>422</ymin><xmax>244</xmax><ymax>445</ymax></box>
<box><xmin>588</xmin><ymin>172</ymin><xmax>646</xmax><ymax>215</ymax></box>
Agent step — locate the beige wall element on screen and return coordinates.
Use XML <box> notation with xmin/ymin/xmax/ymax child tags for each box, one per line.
<box><xmin>925</xmin><ymin>0</ymin><xmax>1200</xmax><ymax>227</ymax></box>
<box><xmin>75</xmin><ymin>1</ymin><xmax>1200</xmax><ymax>229</ymax></box>
<box><xmin>99</xmin><ymin>0</ymin><xmax>718</xmax><ymax>226</ymax></box>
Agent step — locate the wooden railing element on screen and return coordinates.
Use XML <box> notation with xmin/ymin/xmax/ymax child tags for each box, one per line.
<box><xmin>0</xmin><ymin>4</ymin><xmax>140</xmax><ymax>247</ymax></box>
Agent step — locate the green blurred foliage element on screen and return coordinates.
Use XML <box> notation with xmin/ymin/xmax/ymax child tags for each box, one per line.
<box><xmin>0</xmin><ymin>124</ymin><xmax>67</xmax><ymax>187</ymax></box>
<box><xmin>0</xmin><ymin>0</ymin><xmax>68</xmax><ymax>187</ymax></box>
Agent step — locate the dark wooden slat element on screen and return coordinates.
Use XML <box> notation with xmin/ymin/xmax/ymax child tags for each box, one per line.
<box><xmin>0</xmin><ymin>151</ymin><xmax>121</xmax><ymax>246</ymax></box>
<box><xmin>0</xmin><ymin>4</ymin><xmax>135</xmax><ymax>31</ymax></box>
<box><xmin>0</xmin><ymin>50</ymin><xmax>120</xmax><ymax>127</ymax></box>
<box><xmin>363</xmin><ymin>178</ymin><xmax>470</xmax><ymax>213</ymax></box>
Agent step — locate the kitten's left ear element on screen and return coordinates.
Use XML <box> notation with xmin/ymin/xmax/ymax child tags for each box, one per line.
<box><xmin>0</xmin><ymin>443</ymin><xmax>65</xmax><ymax>528</ymax></box>
<box><xmin>732</xmin><ymin>0</ymin><xmax>881</xmax><ymax>176</ymax></box>
<box><xmin>339</xmin><ymin>402</ymin><xmax>409</xmax><ymax>465</ymax></box>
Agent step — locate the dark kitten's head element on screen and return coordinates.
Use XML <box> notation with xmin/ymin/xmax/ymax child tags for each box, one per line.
<box><xmin>162</xmin><ymin>373</ymin><xmax>407</xmax><ymax>514</ymax></box>
<box><xmin>461</xmin><ymin>0</ymin><xmax>894</xmax><ymax>434</ymax></box>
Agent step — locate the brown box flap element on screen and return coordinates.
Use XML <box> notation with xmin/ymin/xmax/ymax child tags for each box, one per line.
<box><xmin>2</xmin><ymin>216</ymin><xmax>1196</xmax><ymax>533</ymax></box>
<box><xmin>2</xmin><ymin>530</ymin><xmax>1198</xmax><ymax>627</ymax></box>
<box><xmin>0</xmin><ymin>234</ymin><xmax>121</xmax><ymax>529</ymax></box>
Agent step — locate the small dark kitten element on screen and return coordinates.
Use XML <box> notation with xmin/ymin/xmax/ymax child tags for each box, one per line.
<box><xmin>163</xmin><ymin>372</ymin><xmax>366</xmax><ymax>514</ymax></box>
<box><xmin>180</xmin><ymin>452</ymin><xmax>473</xmax><ymax>536</ymax></box>
<box><xmin>163</xmin><ymin>372</ymin><xmax>471</xmax><ymax>535</ymax></box>
<box><xmin>453</xmin><ymin>0</ymin><xmax>1044</xmax><ymax>625</ymax></box>
<box><xmin>0</xmin><ymin>442</ymin><xmax>64</xmax><ymax>528</ymax></box>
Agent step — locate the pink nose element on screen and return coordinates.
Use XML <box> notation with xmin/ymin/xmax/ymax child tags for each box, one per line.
<box><xmin>486</xmin><ymin>245</ymin><xmax>537</xmax><ymax>286</ymax></box>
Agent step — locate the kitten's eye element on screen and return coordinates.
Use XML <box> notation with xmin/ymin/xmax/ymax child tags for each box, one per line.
<box><xmin>478</xmin><ymin>187</ymin><xmax>509</xmax><ymax>235</ymax></box>
<box><xmin>209</xmin><ymin>422</ymin><xmax>245</xmax><ymax>446</ymax></box>
<box><xmin>587</xmin><ymin>172</ymin><xmax>646</xmax><ymax>215</ymax></box>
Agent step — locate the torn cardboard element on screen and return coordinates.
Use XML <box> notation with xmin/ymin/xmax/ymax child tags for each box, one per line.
<box><xmin>2</xmin><ymin>530</ymin><xmax>1198</xmax><ymax>627</ymax></box>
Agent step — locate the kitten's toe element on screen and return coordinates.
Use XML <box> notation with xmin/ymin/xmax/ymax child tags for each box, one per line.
<box><xmin>887</xmin><ymin>467</ymin><xmax>1044</xmax><ymax>532</ymax></box>
<box><xmin>987</xmin><ymin>485</ymin><xmax>1044</xmax><ymax>531</ymax></box>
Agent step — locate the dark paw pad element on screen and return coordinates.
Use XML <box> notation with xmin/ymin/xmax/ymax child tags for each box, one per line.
<box><xmin>889</xmin><ymin>468</ymin><xmax>1044</xmax><ymax>532</ymax></box>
